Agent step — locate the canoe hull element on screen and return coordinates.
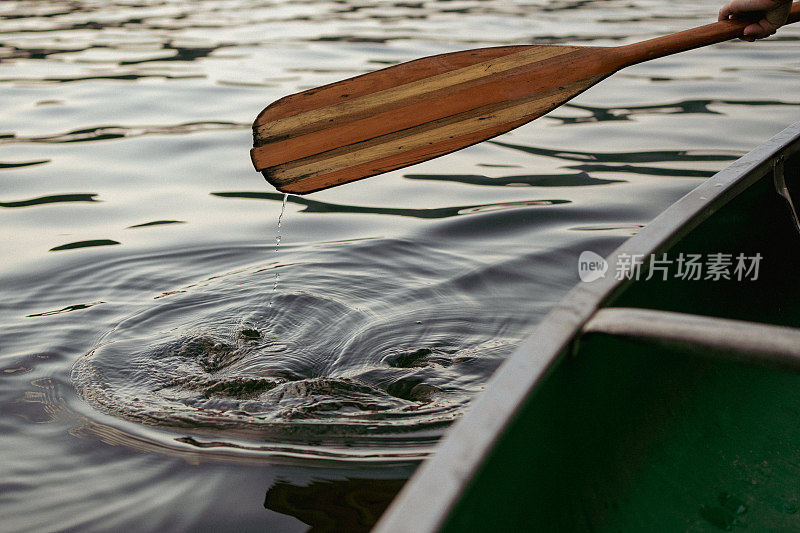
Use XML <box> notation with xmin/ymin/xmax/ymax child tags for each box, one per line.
<box><xmin>376</xmin><ymin>121</ymin><xmax>800</xmax><ymax>532</ymax></box>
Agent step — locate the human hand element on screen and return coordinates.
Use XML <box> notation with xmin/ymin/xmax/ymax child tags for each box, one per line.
<box><xmin>718</xmin><ymin>0</ymin><xmax>792</xmax><ymax>40</ymax></box>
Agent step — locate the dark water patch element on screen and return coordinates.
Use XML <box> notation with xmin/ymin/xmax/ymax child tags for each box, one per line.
<box><xmin>217</xmin><ymin>79</ymin><xmax>282</xmax><ymax>88</ymax></box>
<box><xmin>566</xmin><ymin>164</ymin><xmax>715</xmax><ymax>178</ymax></box>
<box><xmin>723</xmin><ymin>64</ymin><xmax>800</xmax><ymax>75</ymax></box>
<box><xmin>1</xmin><ymin>193</ymin><xmax>98</xmax><ymax>208</ymax></box>
<box><xmin>617</xmin><ymin>72</ymin><xmax>718</xmax><ymax>83</ymax></box>
<box><xmin>212</xmin><ymin>191</ymin><xmax>569</xmax><ymax>219</ymax></box>
<box><xmin>265</xmin><ymin>477</ymin><xmax>406</xmax><ymax>532</ymax></box>
<box><xmin>50</xmin><ymin>239</ymin><xmax>121</xmax><ymax>252</ymax></box>
<box><xmin>528</xmin><ymin>34</ymin><xmax>628</xmax><ymax>44</ymax></box>
<box><xmin>549</xmin><ymin>99</ymin><xmax>800</xmax><ymax>125</ymax></box>
<box><xmin>0</xmin><ymin>44</ymin><xmax>96</xmax><ymax>60</ymax></box>
<box><xmin>0</xmin><ymin>4</ymin><xmax>86</xmax><ymax>21</ymax></box>
<box><xmin>270</xmin><ymin>478</ymin><xmax>402</xmax><ymax>530</ymax></box>
<box><xmin>0</xmin><ymin>72</ymin><xmax>204</xmax><ymax>83</ymax></box>
<box><xmin>288</xmin><ymin>68</ymin><xmax>373</xmax><ymax>87</ymax></box>
<box><xmin>570</xmin><ymin>224</ymin><xmax>644</xmax><ymax>234</ymax></box>
<box><xmin>597</xmin><ymin>14</ymin><xmax>702</xmax><ymax>23</ymax></box>
<box><xmin>26</xmin><ymin>301</ymin><xmax>105</xmax><ymax>318</ymax></box>
<box><xmin>127</xmin><ymin>220</ymin><xmax>186</xmax><ymax>229</ymax></box>
<box><xmin>119</xmin><ymin>43</ymin><xmax>234</xmax><ymax>65</ymax></box>
<box><xmin>2</xmin><ymin>122</ymin><xmax>246</xmax><ymax>144</ymax></box>
<box><xmin>536</xmin><ymin>0</ymin><xmax>604</xmax><ymax>13</ymax></box>
<box><xmin>312</xmin><ymin>35</ymin><xmax>404</xmax><ymax>44</ymax></box>
<box><xmin>385</xmin><ymin>347</ymin><xmax>454</xmax><ymax>369</ymax></box>
<box><xmin>0</xmin><ymin>40</ymin><xmax>236</xmax><ymax>66</ymax></box>
<box><xmin>386</xmin><ymin>378</ymin><xmax>440</xmax><ymax>403</ymax></box>
<box><xmin>0</xmin><ymin>159</ymin><xmax>49</xmax><ymax>169</ymax></box>
<box><xmin>286</xmin><ymin>66</ymin><xmax>363</xmax><ymax>74</ymax></box>
<box><xmin>404</xmin><ymin>172</ymin><xmax>624</xmax><ymax>187</ymax></box>
<box><xmin>0</xmin><ymin>10</ymin><xmax>162</xmax><ymax>34</ymax></box>
<box><xmin>490</xmin><ymin>141</ymin><xmax>741</xmax><ymax>163</ymax></box>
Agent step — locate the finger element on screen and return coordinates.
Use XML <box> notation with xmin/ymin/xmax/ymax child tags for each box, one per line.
<box><xmin>743</xmin><ymin>20</ymin><xmax>778</xmax><ymax>39</ymax></box>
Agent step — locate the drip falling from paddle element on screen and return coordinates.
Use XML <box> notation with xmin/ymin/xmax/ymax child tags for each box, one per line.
<box><xmin>269</xmin><ymin>193</ymin><xmax>289</xmax><ymax>308</ymax></box>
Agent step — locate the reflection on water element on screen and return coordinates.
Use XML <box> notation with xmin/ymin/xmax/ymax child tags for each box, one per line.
<box><xmin>127</xmin><ymin>219</ymin><xmax>186</xmax><ymax>228</ymax></box>
<box><xmin>264</xmin><ymin>477</ymin><xmax>406</xmax><ymax>532</ymax></box>
<box><xmin>489</xmin><ymin>141</ymin><xmax>741</xmax><ymax>163</ymax></box>
<box><xmin>550</xmin><ymin>98</ymin><xmax>800</xmax><ymax>124</ymax></box>
<box><xmin>49</xmin><ymin>239</ymin><xmax>121</xmax><ymax>251</ymax></box>
<box><xmin>2</xmin><ymin>0</ymin><xmax>799</xmax><ymax>530</ymax></box>
<box><xmin>1</xmin><ymin>193</ymin><xmax>98</xmax><ymax>208</ymax></box>
<box><xmin>566</xmin><ymin>164</ymin><xmax>715</xmax><ymax>178</ymax></box>
<box><xmin>0</xmin><ymin>121</ymin><xmax>246</xmax><ymax>143</ymax></box>
<box><xmin>404</xmin><ymin>172</ymin><xmax>624</xmax><ymax>187</ymax></box>
<box><xmin>211</xmin><ymin>191</ymin><xmax>569</xmax><ymax>218</ymax></box>
<box><xmin>0</xmin><ymin>159</ymin><xmax>49</xmax><ymax>169</ymax></box>
<box><xmin>27</xmin><ymin>301</ymin><xmax>104</xmax><ymax>318</ymax></box>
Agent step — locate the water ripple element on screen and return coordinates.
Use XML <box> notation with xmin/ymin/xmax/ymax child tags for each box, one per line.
<box><xmin>0</xmin><ymin>159</ymin><xmax>49</xmax><ymax>169</ymax></box>
<box><xmin>50</xmin><ymin>239</ymin><xmax>121</xmax><ymax>252</ymax></box>
<box><xmin>0</xmin><ymin>193</ymin><xmax>98</xmax><ymax>208</ymax></box>
<box><xmin>211</xmin><ymin>191</ymin><xmax>569</xmax><ymax>219</ymax></box>
<box><xmin>404</xmin><ymin>172</ymin><xmax>624</xmax><ymax>187</ymax></box>
<box><xmin>1</xmin><ymin>122</ymin><xmax>247</xmax><ymax>144</ymax></box>
<box><xmin>70</xmin><ymin>239</ymin><xmax>531</xmax><ymax>461</ymax></box>
<box><xmin>550</xmin><ymin>99</ymin><xmax>800</xmax><ymax>125</ymax></box>
<box><xmin>490</xmin><ymin>141</ymin><xmax>742</xmax><ymax>163</ymax></box>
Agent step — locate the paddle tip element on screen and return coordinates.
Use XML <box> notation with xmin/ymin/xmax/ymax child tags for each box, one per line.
<box><xmin>260</xmin><ymin>170</ymin><xmax>297</xmax><ymax>194</ymax></box>
<box><xmin>260</xmin><ymin>169</ymin><xmax>321</xmax><ymax>195</ymax></box>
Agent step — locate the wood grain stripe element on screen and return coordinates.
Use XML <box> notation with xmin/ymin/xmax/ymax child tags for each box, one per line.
<box><xmin>266</xmin><ymin>76</ymin><xmax>601</xmax><ymax>189</ymax></box>
<box><xmin>254</xmin><ymin>45</ymin><xmax>578</xmax><ymax>141</ymax></box>
<box><xmin>264</xmin><ymin>109</ymin><xmax>559</xmax><ymax>194</ymax></box>
<box><xmin>254</xmin><ymin>47</ymin><xmax>527</xmax><ymax>124</ymax></box>
<box><xmin>250</xmin><ymin>48</ymin><xmax>598</xmax><ymax>171</ymax></box>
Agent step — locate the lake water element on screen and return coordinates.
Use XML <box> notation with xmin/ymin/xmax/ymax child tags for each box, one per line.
<box><xmin>1</xmin><ymin>1</ymin><xmax>798</xmax><ymax>530</ymax></box>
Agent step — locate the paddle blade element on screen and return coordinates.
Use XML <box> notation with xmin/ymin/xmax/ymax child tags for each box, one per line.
<box><xmin>251</xmin><ymin>45</ymin><xmax>607</xmax><ymax>194</ymax></box>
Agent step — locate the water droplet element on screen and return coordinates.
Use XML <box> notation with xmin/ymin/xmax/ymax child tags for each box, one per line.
<box><xmin>269</xmin><ymin>193</ymin><xmax>289</xmax><ymax>308</ymax></box>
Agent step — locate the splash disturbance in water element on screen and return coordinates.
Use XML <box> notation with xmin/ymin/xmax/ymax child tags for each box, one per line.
<box><xmin>71</xmin><ymin>239</ymin><xmax>518</xmax><ymax>459</ymax></box>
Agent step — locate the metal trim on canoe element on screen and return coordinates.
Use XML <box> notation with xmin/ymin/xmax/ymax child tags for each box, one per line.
<box><xmin>374</xmin><ymin>120</ymin><xmax>800</xmax><ymax>533</ymax></box>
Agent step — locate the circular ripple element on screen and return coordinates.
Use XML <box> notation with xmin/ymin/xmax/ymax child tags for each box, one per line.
<box><xmin>71</xmin><ymin>240</ymin><xmax>525</xmax><ymax>459</ymax></box>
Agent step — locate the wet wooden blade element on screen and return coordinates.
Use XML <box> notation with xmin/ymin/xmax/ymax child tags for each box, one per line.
<box><xmin>251</xmin><ymin>45</ymin><xmax>613</xmax><ymax>194</ymax></box>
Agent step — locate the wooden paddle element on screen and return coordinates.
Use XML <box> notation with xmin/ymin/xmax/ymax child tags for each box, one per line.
<box><xmin>252</xmin><ymin>3</ymin><xmax>800</xmax><ymax>194</ymax></box>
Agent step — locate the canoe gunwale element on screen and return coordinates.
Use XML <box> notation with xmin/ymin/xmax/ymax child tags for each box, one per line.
<box><xmin>374</xmin><ymin>120</ymin><xmax>800</xmax><ymax>533</ymax></box>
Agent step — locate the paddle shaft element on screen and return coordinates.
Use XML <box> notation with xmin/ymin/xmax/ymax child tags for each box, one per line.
<box><xmin>615</xmin><ymin>4</ymin><xmax>800</xmax><ymax>68</ymax></box>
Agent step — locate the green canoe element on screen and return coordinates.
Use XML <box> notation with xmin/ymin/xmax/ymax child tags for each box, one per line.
<box><xmin>376</xmin><ymin>120</ymin><xmax>800</xmax><ymax>532</ymax></box>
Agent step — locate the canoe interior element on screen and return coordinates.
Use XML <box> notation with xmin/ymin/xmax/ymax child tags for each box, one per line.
<box><xmin>439</xmin><ymin>151</ymin><xmax>800</xmax><ymax>531</ymax></box>
<box><xmin>609</xmin><ymin>155</ymin><xmax>800</xmax><ymax>328</ymax></box>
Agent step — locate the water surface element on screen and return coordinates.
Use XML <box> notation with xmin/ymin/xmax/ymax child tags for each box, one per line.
<box><xmin>1</xmin><ymin>0</ymin><xmax>799</xmax><ymax>530</ymax></box>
